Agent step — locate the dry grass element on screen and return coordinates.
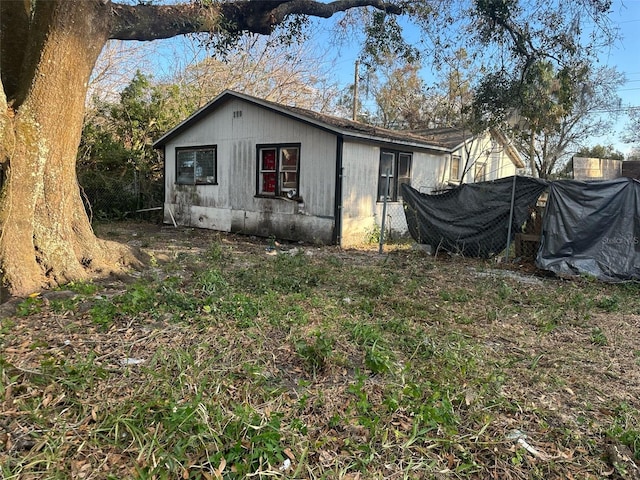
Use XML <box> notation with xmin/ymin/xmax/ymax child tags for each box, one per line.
<box><xmin>1</xmin><ymin>221</ymin><xmax>639</xmax><ymax>479</ymax></box>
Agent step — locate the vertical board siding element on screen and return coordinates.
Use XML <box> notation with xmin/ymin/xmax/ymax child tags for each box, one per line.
<box><xmin>340</xmin><ymin>140</ymin><xmax>447</xmax><ymax>247</ymax></box>
<box><xmin>164</xmin><ymin>98</ymin><xmax>337</xmax><ymax>242</ymax></box>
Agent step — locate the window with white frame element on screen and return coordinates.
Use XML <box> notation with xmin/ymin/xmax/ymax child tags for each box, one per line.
<box><xmin>176</xmin><ymin>146</ymin><xmax>217</xmax><ymax>185</ymax></box>
<box><xmin>474</xmin><ymin>161</ymin><xmax>487</xmax><ymax>182</ymax></box>
<box><xmin>450</xmin><ymin>154</ymin><xmax>461</xmax><ymax>180</ymax></box>
<box><xmin>257</xmin><ymin>144</ymin><xmax>300</xmax><ymax>197</ymax></box>
<box><xmin>378</xmin><ymin>149</ymin><xmax>412</xmax><ymax>202</ymax></box>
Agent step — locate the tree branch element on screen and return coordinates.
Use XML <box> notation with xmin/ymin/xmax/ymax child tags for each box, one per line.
<box><xmin>109</xmin><ymin>0</ymin><xmax>403</xmax><ymax>41</ymax></box>
<box><xmin>109</xmin><ymin>3</ymin><xmax>223</xmax><ymax>40</ymax></box>
<box><xmin>270</xmin><ymin>0</ymin><xmax>402</xmax><ymax>24</ymax></box>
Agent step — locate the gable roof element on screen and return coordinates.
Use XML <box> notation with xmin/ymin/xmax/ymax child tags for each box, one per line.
<box><xmin>153</xmin><ymin>90</ymin><xmax>451</xmax><ymax>152</ymax></box>
<box><xmin>408</xmin><ymin>127</ymin><xmax>475</xmax><ymax>150</ymax></box>
<box><xmin>409</xmin><ymin>126</ymin><xmax>525</xmax><ymax>169</ymax></box>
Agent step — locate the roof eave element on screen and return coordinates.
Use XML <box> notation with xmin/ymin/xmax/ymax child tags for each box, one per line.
<box><xmin>153</xmin><ymin>90</ymin><xmax>452</xmax><ymax>153</ymax></box>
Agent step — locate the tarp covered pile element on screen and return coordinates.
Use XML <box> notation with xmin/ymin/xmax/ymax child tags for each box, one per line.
<box><xmin>537</xmin><ymin>178</ymin><xmax>640</xmax><ymax>281</ymax></box>
<box><xmin>402</xmin><ymin>176</ymin><xmax>640</xmax><ymax>282</ymax></box>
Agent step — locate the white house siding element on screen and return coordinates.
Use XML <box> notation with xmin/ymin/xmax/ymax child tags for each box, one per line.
<box><xmin>455</xmin><ymin>135</ymin><xmax>518</xmax><ymax>184</ymax></box>
<box><xmin>163</xmin><ymin>97</ymin><xmax>337</xmax><ymax>243</ymax></box>
<box><xmin>340</xmin><ymin>140</ymin><xmax>446</xmax><ymax>247</ymax></box>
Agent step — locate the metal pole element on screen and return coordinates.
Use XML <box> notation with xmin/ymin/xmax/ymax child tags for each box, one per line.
<box><xmin>379</xmin><ymin>169</ymin><xmax>391</xmax><ymax>254</ymax></box>
<box><xmin>504</xmin><ymin>174</ymin><xmax>518</xmax><ymax>262</ymax></box>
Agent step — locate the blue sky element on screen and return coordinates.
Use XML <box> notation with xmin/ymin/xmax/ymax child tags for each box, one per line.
<box><xmin>597</xmin><ymin>0</ymin><xmax>640</xmax><ymax>154</ymax></box>
<box><xmin>321</xmin><ymin>0</ymin><xmax>640</xmax><ymax>155</ymax></box>
<box><xmin>144</xmin><ymin>1</ymin><xmax>640</xmax><ymax>154</ymax></box>
<box><xmin>295</xmin><ymin>0</ymin><xmax>640</xmax><ymax>155</ymax></box>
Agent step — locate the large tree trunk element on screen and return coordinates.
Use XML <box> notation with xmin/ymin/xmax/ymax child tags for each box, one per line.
<box><xmin>0</xmin><ymin>1</ymin><xmax>143</xmax><ymax>298</ymax></box>
<box><xmin>0</xmin><ymin>0</ymin><xmax>400</xmax><ymax>298</ymax></box>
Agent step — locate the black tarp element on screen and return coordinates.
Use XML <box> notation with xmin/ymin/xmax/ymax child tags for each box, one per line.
<box><xmin>536</xmin><ymin>177</ymin><xmax>640</xmax><ymax>281</ymax></box>
<box><xmin>401</xmin><ymin>176</ymin><xmax>548</xmax><ymax>257</ymax></box>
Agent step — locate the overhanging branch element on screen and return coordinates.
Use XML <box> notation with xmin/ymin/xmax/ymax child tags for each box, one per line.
<box><xmin>109</xmin><ymin>0</ymin><xmax>403</xmax><ymax>40</ymax></box>
<box><xmin>271</xmin><ymin>0</ymin><xmax>402</xmax><ymax>24</ymax></box>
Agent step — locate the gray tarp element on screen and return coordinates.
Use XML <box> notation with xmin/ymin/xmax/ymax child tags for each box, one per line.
<box><xmin>536</xmin><ymin>177</ymin><xmax>640</xmax><ymax>281</ymax></box>
<box><xmin>401</xmin><ymin>177</ymin><xmax>548</xmax><ymax>258</ymax></box>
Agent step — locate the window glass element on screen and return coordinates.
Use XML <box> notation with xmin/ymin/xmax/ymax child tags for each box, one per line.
<box><xmin>177</xmin><ymin>151</ymin><xmax>195</xmax><ymax>184</ymax></box>
<box><xmin>259</xmin><ymin>148</ymin><xmax>278</xmax><ymax>194</ymax></box>
<box><xmin>176</xmin><ymin>147</ymin><xmax>216</xmax><ymax>185</ymax></box>
<box><xmin>258</xmin><ymin>145</ymin><xmax>300</xmax><ymax>197</ymax></box>
<box><xmin>378</xmin><ymin>150</ymin><xmax>411</xmax><ymax>202</ymax></box>
<box><xmin>195</xmin><ymin>150</ymin><xmax>216</xmax><ymax>184</ymax></box>
<box><xmin>262</xmin><ymin>149</ymin><xmax>277</xmax><ymax>170</ymax></box>
<box><xmin>450</xmin><ymin>154</ymin><xmax>461</xmax><ymax>180</ymax></box>
<box><xmin>474</xmin><ymin>162</ymin><xmax>487</xmax><ymax>182</ymax></box>
<box><xmin>378</xmin><ymin>151</ymin><xmax>396</xmax><ymax>201</ymax></box>
<box><xmin>397</xmin><ymin>153</ymin><xmax>412</xmax><ymax>199</ymax></box>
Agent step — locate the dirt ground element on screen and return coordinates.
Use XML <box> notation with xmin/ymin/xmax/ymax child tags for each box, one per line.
<box><xmin>1</xmin><ymin>221</ymin><xmax>639</xmax><ymax>479</ymax></box>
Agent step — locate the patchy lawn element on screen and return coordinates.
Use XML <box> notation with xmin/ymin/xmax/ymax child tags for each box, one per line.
<box><xmin>1</xmin><ymin>221</ymin><xmax>639</xmax><ymax>480</ymax></box>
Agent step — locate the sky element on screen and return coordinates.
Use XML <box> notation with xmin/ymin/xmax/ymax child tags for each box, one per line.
<box><xmin>317</xmin><ymin>0</ymin><xmax>640</xmax><ymax>156</ymax></box>
<box><xmin>596</xmin><ymin>0</ymin><xmax>640</xmax><ymax>155</ymax></box>
<box><xmin>130</xmin><ymin>0</ymin><xmax>640</xmax><ymax>155</ymax></box>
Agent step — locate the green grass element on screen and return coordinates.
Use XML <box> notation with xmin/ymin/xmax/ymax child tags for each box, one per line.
<box><xmin>2</xmin><ymin>225</ymin><xmax>640</xmax><ymax>479</ymax></box>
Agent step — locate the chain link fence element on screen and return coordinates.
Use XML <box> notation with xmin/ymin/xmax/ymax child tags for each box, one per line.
<box><xmin>386</xmin><ymin>177</ymin><xmax>548</xmax><ymax>261</ymax></box>
<box><xmin>78</xmin><ymin>170</ymin><xmax>163</xmax><ymax>222</ymax></box>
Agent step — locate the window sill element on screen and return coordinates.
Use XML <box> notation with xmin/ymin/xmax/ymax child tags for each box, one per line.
<box><xmin>255</xmin><ymin>194</ymin><xmax>303</xmax><ymax>203</ymax></box>
<box><xmin>175</xmin><ymin>182</ymin><xmax>218</xmax><ymax>186</ymax></box>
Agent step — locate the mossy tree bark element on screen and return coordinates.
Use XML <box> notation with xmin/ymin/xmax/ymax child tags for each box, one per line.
<box><xmin>0</xmin><ymin>0</ymin><xmax>400</xmax><ymax>297</ymax></box>
<box><xmin>0</xmin><ymin>0</ymin><xmax>141</xmax><ymax>297</ymax></box>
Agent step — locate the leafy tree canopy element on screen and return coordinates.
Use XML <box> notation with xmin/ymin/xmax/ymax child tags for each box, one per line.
<box><xmin>576</xmin><ymin>144</ymin><xmax>625</xmax><ymax>161</ymax></box>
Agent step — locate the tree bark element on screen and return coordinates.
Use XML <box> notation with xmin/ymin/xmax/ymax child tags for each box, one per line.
<box><xmin>0</xmin><ymin>0</ymin><xmax>400</xmax><ymax>298</ymax></box>
<box><xmin>0</xmin><ymin>0</ymin><xmax>142</xmax><ymax>297</ymax></box>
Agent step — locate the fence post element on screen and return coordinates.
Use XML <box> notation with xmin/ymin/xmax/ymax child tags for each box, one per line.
<box><xmin>379</xmin><ymin>169</ymin><xmax>391</xmax><ymax>254</ymax></box>
<box><xmin>504</xmin><ymin>174</ymin><xmax>518</xmax><ymax>262</ymax></box>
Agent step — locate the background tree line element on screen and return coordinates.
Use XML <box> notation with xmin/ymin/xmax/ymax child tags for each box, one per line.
<box><xmin>80</xmin><ymin>37</ymin><xmax>629</xmax><ymax>220</ymax></box>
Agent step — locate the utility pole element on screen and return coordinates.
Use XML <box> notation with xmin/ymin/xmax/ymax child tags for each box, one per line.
<box><xmin>352</xmin><ymin>60</ymin><xmax>359</xmax><ymax>121</ymax></box>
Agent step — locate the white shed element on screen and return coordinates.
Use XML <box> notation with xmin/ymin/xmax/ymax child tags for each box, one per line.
<box><xmin>153</xmin><ymin>90</ymin><xmax>523</xmax><ymax>247</ymax></box>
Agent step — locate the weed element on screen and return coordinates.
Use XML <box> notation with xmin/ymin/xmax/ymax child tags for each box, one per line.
<box><xmin>219</xmin><ymin>293</ymin><xmax>260</xmax><ymax>327</ymax></box>
<box><xmin>89</xmin><ymin>297</ymin><xmax>119</xmax><ymax>330</ymax></box>
<box><xmin>194</xmin><ymin>268</ymin><xmax>227</xmax><ymax>295</ymax></box>
<box><xmin>0</xmin><ymin>318</ymin><xmax>16</xmax><ymax>335</ymax></box>
<box><xmin>64</xmin><ymin>280</ymin><xmax>99</xmax><ymax>295</ymax></box>
<box><xmin>348</xmin><ymin>372</ymin><xmax>372</xmax><ymax>415</ymax></box>
<box><xmin>16</xmin><ymin>296</ymin><xmax>43</xmax><ymax>316</ymax></box>
<box><xmin>364</xmin><ymin>342</ymin><xmax>394</xmax><ymax>374</ymax></box>
<box><xmin>596</xmin><ymin>294</ymin><xmax>620</xmax><ymax>312</ymax></box>
<box><xmin>205</xmin><ymin>240</ymin><xmax>225</xmax><ymax>262</ymax></box>
<box><xmin>607</xmin><ymin>403</ymin><xmax>640</xmax><ymax>461</ymax></box>
<box><xmin>497</xmin><ymin>281</ymin><xmax>513</xmax><ymax>300</ymax></box>
<box><xmin>348</xmin><ymin>322</ymin><xmax>384</xmax><ymax>346</ymax></box>
<box><xmin>365</xmin><ymin>222</ymin><xmax>382</xmax><ymax>244</ymax></box>
<box><xmin>439</xmin><ymin>288</ymin><xmax>471</xmax><ymax>302</ymax></box>
<box><xmin>591</xmin><ymin>327</ymin><xmax>608</xmax><ymax>346</ymax></box>
<box><xmin>295</xmin><ymin>332</ymin><xmax>334</xmax><ymax>373</ymax></box>
<box><xmin>48</xmin><ymin>298</ymin><xmax>78</xmax><ymax>314</ymax></box>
